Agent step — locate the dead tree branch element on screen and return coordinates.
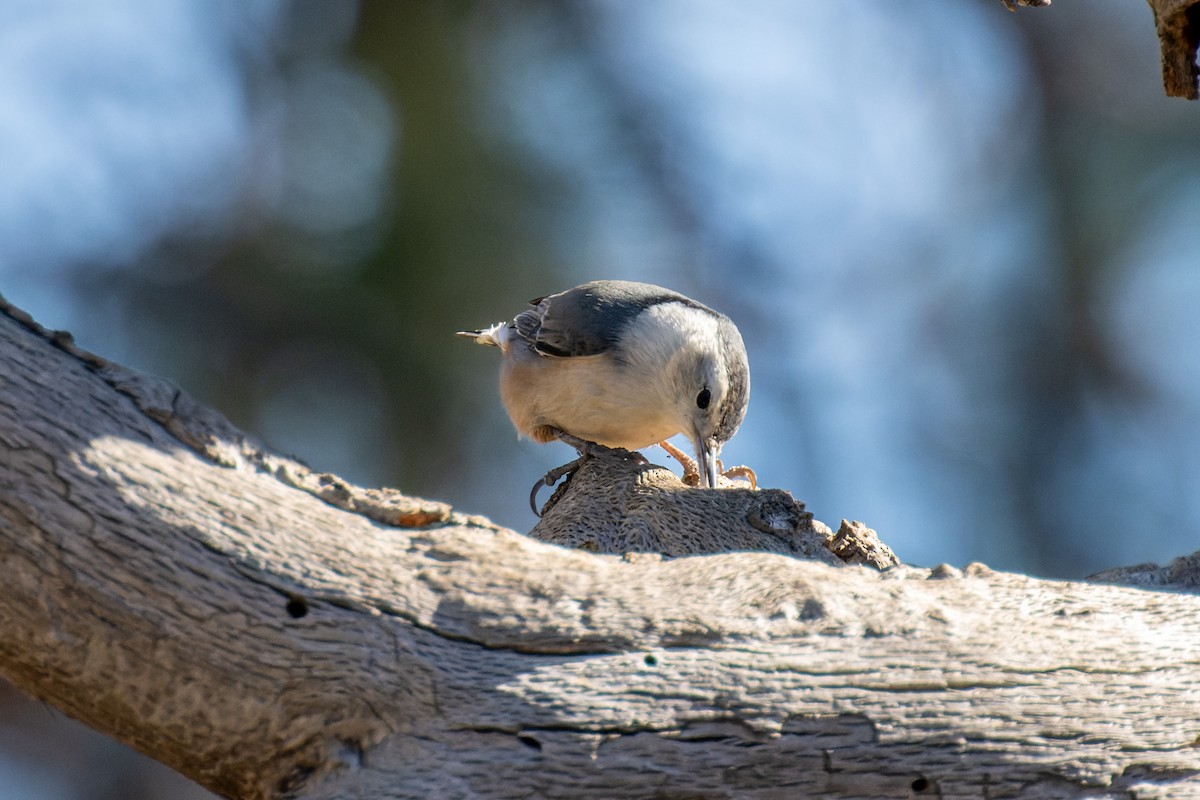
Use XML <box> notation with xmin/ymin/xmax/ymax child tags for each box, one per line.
<box><xmin>2</xmin><ymin>298</ymin><xmax>1199</xmax><ymax>799</ymax></box>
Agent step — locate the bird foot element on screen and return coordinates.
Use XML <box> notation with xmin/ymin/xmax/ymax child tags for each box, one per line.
<box><xmin>657</xmin><ymin>441</ymin><xmax>758</xmax><ymax>489</ymax></box>
<box><xmin>529</xmin><ymin>429</ymin><xmax>650</xmax><ymax>515</ymax></box>
<box><xmin>529</xmin><ymin>457</ymin><xmax>586</xmax><ymax>516</ymax></box>
<box><xmin>658</xmin><ymin>440</ymin><xmax>702</xmax><ymax>486</ymax></box>
<box><xmin>718</xmin><ymin>463</ymin><xmax>758</xmax><ymax>489</ymax></box>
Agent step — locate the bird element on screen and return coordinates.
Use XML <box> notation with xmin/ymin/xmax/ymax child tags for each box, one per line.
<box><xmin>457</xmin><ymin>279</ymin><xmax>751</xmax><ymax>489</ymax></box>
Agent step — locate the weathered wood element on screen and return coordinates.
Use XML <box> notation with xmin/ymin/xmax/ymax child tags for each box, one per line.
<box><xmin>1147</xmin><ymin>0</ymin><xmax>1200</xmax><ymax>99</ymax></box>
<box><xmin>527</xmin><ymin>450</ymin><xmax>845</xmax><ymax>563</ymax></box>
<box><xmin>2</xmin><ymin>298</ymin><xmax>1200</xmax><ymax>799</ymax></box>
<box><xmin>1005</xmin><ymin>0</ymin><xmax>1198</xmax><ymax>101</ymax></box>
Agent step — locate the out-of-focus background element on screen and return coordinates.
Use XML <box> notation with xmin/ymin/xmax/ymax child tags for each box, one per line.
<box><xmin>1</xmin><ymin>1</ymin><xmax>1197</xmax><ymax>796</ymax></box>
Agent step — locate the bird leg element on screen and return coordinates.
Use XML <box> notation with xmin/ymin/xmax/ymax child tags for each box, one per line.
<box><xmin>529</xmin><ymin>456</ymin><xmax>586</xmax><ymax>516</ymax></box>
<box><xmin>545</xmin><ymin>427</ymin><xmax>649</xmax><ymax>465</ymax></box>
<box><xmin>657</xmin><ymin>441</ymin><xmax>758</xmax><ymax>489</ymax></box>
<box><xmin>529</xmin><ymin>428</ymin><xmax>649</xmax><ymax>515</ymax></box>
<box><xmin>547</xmin><ymin>429</ymin><xmax>602</xmax><ymax>454</ymax></box>
<box><xmin>658</xmin><ymin>440</ymin><xmax>701</xmax><ymax>486</ymax></box>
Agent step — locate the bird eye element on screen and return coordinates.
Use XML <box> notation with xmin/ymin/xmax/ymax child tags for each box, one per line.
<box><xmin>696</xmin><ymin>387</ymin><xmax>711</xmax><ymax>409</ymax></box>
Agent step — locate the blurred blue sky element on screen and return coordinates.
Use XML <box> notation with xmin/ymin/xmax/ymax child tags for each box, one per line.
<box><xmin>3</xmin><ymin>0</ymin><xmax>1198</xmax><ymax>574</ymax></box>
<box><xmin>2</xmin><ymin>1</ymin><xmax>1200</xmax><ymax>797</ymax></box>
<box><xmin>1</xmin><ymin>2</ymin><xmax>275</xmax><ymax>273</ymax></box>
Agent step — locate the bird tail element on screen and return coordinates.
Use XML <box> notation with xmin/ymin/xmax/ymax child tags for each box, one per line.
<box><xmin>455</xmin><ymin>321</ymin><xmax>508</xmax><ymax>347</ymax></box>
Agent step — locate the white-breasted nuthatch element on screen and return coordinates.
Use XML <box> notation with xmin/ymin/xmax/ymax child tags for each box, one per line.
<box><xmin>457</xmin><ymin>279</ymin><xmax>750</xmax><ymax>488</ymax></box>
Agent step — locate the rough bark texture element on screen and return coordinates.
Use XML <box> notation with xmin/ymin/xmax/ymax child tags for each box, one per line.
<box><xmin>1147</xmin><ymin>0</ymin><xmax>1200</xmax><ymax>99</ymax></box>
<box><xmin>1007</xmin><ymin>0</ymin><xmax>1199</xmax><ymax>100</ymax></box>
<box><xmin>530</xmin><ymin>454</ymin><xmax>842</xmax><ymax>563</ymax></box>
<box><xmin>3</xmin><ymin>297</ymin><xmax>1200</xmax><ymax>800</ymax></box>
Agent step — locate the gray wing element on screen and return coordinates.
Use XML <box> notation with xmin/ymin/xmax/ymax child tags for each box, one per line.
<box><xmin>513</xmin><ymin>280</ymin><xmax>694</xmax><ymax>358</ymax></box>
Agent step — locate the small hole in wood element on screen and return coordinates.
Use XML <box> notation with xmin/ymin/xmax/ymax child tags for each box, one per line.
<box><xmin>644</xmin><ymin>653</ymin><xmax>658</xmax><ymax>667</ymax></box>
<box><xmin>911</xmin><ymin>777</ymin><xmax>930</xmax><ymax>792</ymax></box>
<box><xmin>517</xmin><ymin>735</ymin><xmax>541</xmax><ymax>750</ymax></box>
<box><xmin>286</xmin><ymin>596</ymin><xmax>309</xmax><ymax>619</ymax></box>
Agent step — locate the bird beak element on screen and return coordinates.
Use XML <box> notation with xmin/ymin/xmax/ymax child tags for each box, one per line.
<box><xmin>698</xmin><ymin>437</ymin><xmax>719</xmax><ymax>488</ymax></box>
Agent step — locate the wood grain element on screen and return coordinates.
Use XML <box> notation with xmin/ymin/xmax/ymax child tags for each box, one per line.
<box><xmin>2</xmin><ymin>298</ymin><xmax>1200</xmax><ymax>799</ymax></box>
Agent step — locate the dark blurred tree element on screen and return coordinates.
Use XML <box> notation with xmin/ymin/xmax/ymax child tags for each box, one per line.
<box><xmin>82</xmin><ymin>1</ymin><xmax>567</xmax><ymax>503</ymax></box>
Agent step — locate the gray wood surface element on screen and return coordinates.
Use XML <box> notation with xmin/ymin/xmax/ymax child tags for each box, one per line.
<box><xmin>2</xmin><ymin>298</ymin><xmax>1199</xmax><ymax>799</ymax></box>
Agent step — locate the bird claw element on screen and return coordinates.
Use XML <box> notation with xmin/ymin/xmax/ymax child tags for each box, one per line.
<box><xmin>530</xmin><ymin>457</ymin><xmax>585</xmax><ymax>516</ymax></box>
<box><xmin>657</xmin><ymin>441</ymin><xmax>757</xmax><ymax>488</ymax></box>
<box><xmin>658</xmin><ymin>440</ymin><xmax>701</xmax><ymax>486</ymax></box>
<box><xmin>530</xmin><ymin>430</ymin><xmax>651</xmax><ymax>515</ymax></box>
<box><xmin>718</xmin><ymin>463</ymin><xmax>757</xmax><ymax>489</ymax></box>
